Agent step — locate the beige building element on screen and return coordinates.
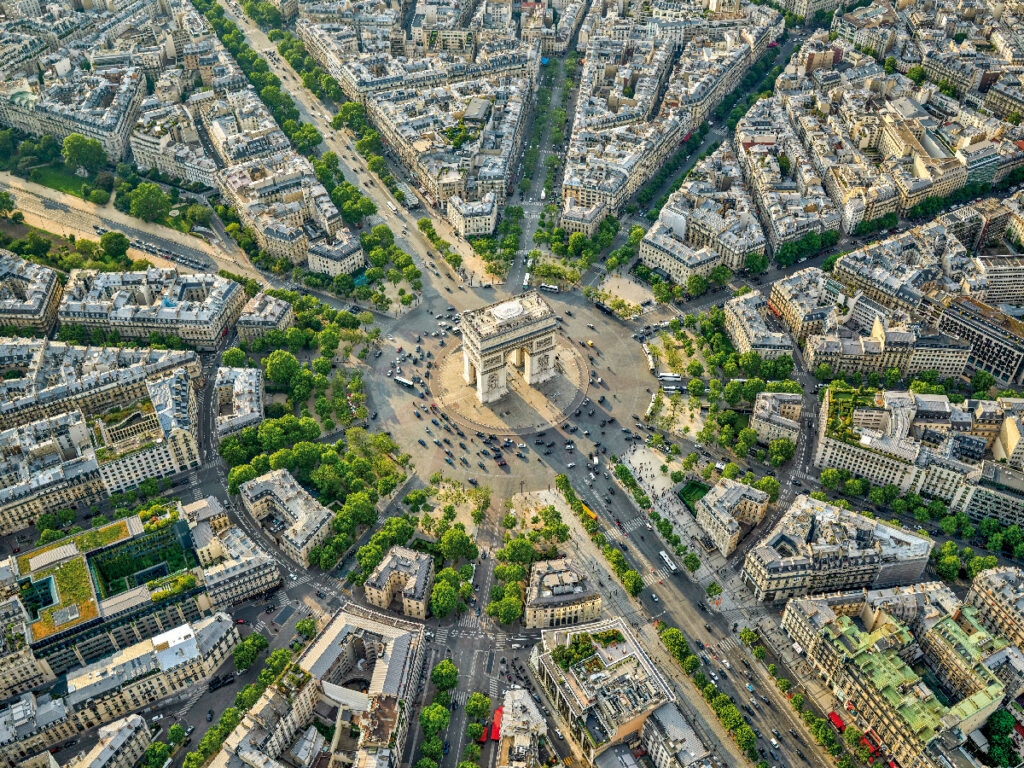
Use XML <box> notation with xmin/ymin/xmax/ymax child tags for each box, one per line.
<box><xmin>65</xmin><ymin>714</ymin><xmax>151</xmax><ymax>768</ymax></box>
<box><xmin>995</xmin><ymin>414</ymin><xmax>1024</xmax><ymax>470</ymax></box>
<box><xmin>694</xmin><ymin>479</ymin><xmax>769</xmax><ymax>557</ymax></box>
<box><xmin>741</xmin><ymin>495</ymin><xmax>932</xmax><ymax>603</ymax></box>
<box><xmin>196</xmin><ymin>527</ymin><xmax>281</xmax><ymax>609</ymax></box>
<box><xmin>0</xmin><ymin>599</ymin><xmax>55</xmax><ymax>700</ymax></box>
<box><xmin>58</xmin><ymin>269</ymin><xmax>246</xmax><ymax>351</ymax></box>
<box><xmin>0</xmin><ymin>615</ymin><xmax>238</xmax><ymax>762</ymax></box>
<box><xmin>524</xmin><ymin>559</ymin><xmax>602</xmax><ymax>629</ymax></box>
<box><xmin>236</xmin><ymin>292</ymin><xmax>296</xmax><ymax>344</ymax></box>
<box><xmin>447</xmin><ymin>194</ymin><xmax>499</xmax><ymax>237</ymax></box>
<box><xmin>496</xmin><ymin>688</ymin><xmax>547</xmax><ymax>768</ymax></box>
<box><xmin>749</xmin><ymin>392</ymin><xmax>802</xmax><ymax>446</ymax></box>
<box><xmin>966</xmin><ymin>567</ymin><xmax>1024</xmax><ymax>652</ymax></box>
<box><xmin>723</xmin><ymin>292</ymin><xmax>793</xmax><ymax>360</ymax></box>
<box><xmin>533</xmin><ymin>618</ymin><xmax>674</xmax><ymax>765</ymax></box>
<box><xmin>363</xmin><ymin>546</ymin><xmax>435</xmax><ymax>619</ymax></box>
<box><xmin>783</xmin><ymin>584</ymin><xmax>1019</xmax><ymax>768</ymax></box>
<box><xmin>306</xmin><ymin>230</ymin><xmax>366</xmax><ymax>278</ymax></box>
<box><xmin>239</xmin><ymin>469</ymin><xmax>334</xmax><ymax>566</ymax></box>
<box><xmin>768</xmin><ymin>268</ymin><xmax>838</xmax><ymax>344</ymax></box>
<box><xmin>0</xmin><ymin>253</ymin><xmax>63</xmax><ymax>333</ymax></box>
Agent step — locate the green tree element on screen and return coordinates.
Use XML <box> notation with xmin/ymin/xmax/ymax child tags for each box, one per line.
<box><xmin>62</xmin><ymin>133</ymin><xmax>106</xmax><ymax>172</ymax></box>
<box><xmin>431</xmin><ymin>659</ymin><xmax>459</xmax><ymax>690</ymax></box>
<box><xmin>296</xmin><ymin>617</ymin><xmax>317</xmax><ymax>639</ymax></box>
<box><xmin>222</xmin><ymin>347</ymin><xmax>246</xmax><ymax>367</ymax></box>
<box><xmin>169</xmin><ymin>724</ymin><xmax>186</xmax><ymax>745</ymax></box>
<box><xmin>753</xmin><ymin>645</ymin><xmax>767</xmax><ymax>661</ymax></box>
<box><xmin>264</xmin><ymin>349</ymin><xmax>300</xmax><ymax>386</ymax></box>
<box><xmin>431</xmin><ymin>580</ymin><xmax>458</xmax><ymax>617</ymax></box>
<box><xmin>129</xmin><ymin>182</ymin><xmax>172</xmax><ymax>222</ymax></box>
<box><xmin>768</xmin><ymin>438</ymin><xmax>795</xmax><ymax>466</ymax></box>
<box><xmin>419</xmin><ymin>703</ymin><xmax>450</xmax><ymax>736</ymax></box>
<box><xmin>683</xmin><ymin>553</ymin><xmax>700</xmax><ymax>572</ymax></box>
<box><xmin>100</xmin><ymin>230</ymin><xmax>130</xmax><ymax>260</ymax></box>
<box><xmin>466</xmin><ymin>692</ymin><xmax>492</xmax><ymax>720</ymax></box>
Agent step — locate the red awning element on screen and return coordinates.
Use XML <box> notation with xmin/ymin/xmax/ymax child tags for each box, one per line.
<box><xmin>490</xmin><ymin>708</ymin><xmax>503</xmax><ymax>740</ymax></box>
<box><xmin>478</xmin><ymin>723</ymin><xmax>489</xmax><ymax>743</ymax></box>
<box><xmin>828</xmin><ymin>712</ymin><xmax>846</xmax><ymax>731</ymax></box>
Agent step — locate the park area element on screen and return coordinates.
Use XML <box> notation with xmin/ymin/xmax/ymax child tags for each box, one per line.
<box><xmin>678</xmin><ymin>481</ymin><xmax>711</xmax><ymax>512</ymax></box>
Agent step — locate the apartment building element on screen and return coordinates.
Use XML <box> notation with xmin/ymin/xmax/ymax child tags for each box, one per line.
<box><xmin>239</xmin><ymin>469</ymin><xmax>334</xmax><ymax>566</ymax></box>
<box><xmin>741</xmin><ymin>494</ymin><xmax>932</xmax><ymax>602</ymax></box>
<box><xmin>447</xmin><ymin>194</ymin><xmax>499</xmax><ymax>237</ymax></box>
<box><xmin>0</xmin><ymin>339</ymin><xmax>199</xmax><ymax>430</ymax></box>
<box><xmin>65</xmin><ymin>714</ymin><xmax>151</xmax><ymax>768</ymax></box>
<box><xmin>208</xmin><ymin>607</ymin><xmax>425</xmax><ymax>768</ymax></box>
<box><xmin>749</xmin><ymin>392</ymin><xmax>802</xmax><ymax>445</ymax></box>
<box><xmin>130</xmin><ymin>101</ymin><xmax>218</xmax><ymax>187</ymax></box>
<box><xmin>496</xmin><ymin>688</ymin><xmax>547</xmax><ymax>768</ymax></box>
<box><xmin>0</xmin><ymin>615</ymin><xmax>237</xmax><ymax>762</ymax></box>
<box><xmin>0</xmin><ymin>599</ymin><xmax>55</xmax><ymax>700</ymax></box>
<box><xmin>559</xmin><ymin>198</ymin><xmax>606</xmax><ymax>238</ymax></box>
<box><xmin>306</xmin><ymin>229</ymin><xmax>365</xmax><ymax>278</ymax></box>
<box><xmin>638</xmin><ymin>224</ymin><xmax>722</xmax><ymax>286</ymax></box>
<box><xmin>723</xmin><ymin>291</ymin><xmax>793</xmax><ymax>360</ymax></box>
<box><xmin>637</xmin><ymin>702</ymin><xmax>710</xmax><ymax>768</ymax></box>
<box><xmin>966</xmin><ymin>567</ymin><xmax>1024</xmax><ymax>651</ymax></box>
<box><xmin>933</xmin><ymin>296</ymin><xmax>1024</xmax><ymax>385</ymax></box>
<box><xmin>0</xmin><ymin>66</ymin><xmax>145</xmax><ymax>161</ymax></box>
<box><xmin>805</xmin><ymin>317</ymin><xmax>970</xmax><ymax>379</ymax></box>
<box><xmin>0</xmin><ymin>253</ymin><xmax>63</xmax><ymax>333</ymax></box>
<box><xmin>213</xmin><ymin>367</ymin><xmax>264</xmax><ymax>440</ymax></box>
<box><xmin>768</xmin><ymin>268</ymin><xmax>838</xmax><ymax>343</ymax></box>
<box><xmin>198</xmin><ymin>527</ymin><xmax>281</xmax><ymax>609</ymax></box>
<box><xmin>782</xmin><ymin>584</ymin><xmax>1021</xmax><ymax>768</ymax></box>
<box><xmin>236</xmin><ymin>292</ymin><xmax>296</xmax><ymax>344</ymax></box>
<box><xmin>524</xmin><ymin>558</ymin><xmax>602</xmax><ymax>629</ymax></box>
<box><xmin>970</xmin><ymin>257</ymin><xmax>1024</xmax><ymax>306</ymax></box>
<box><xmin>363</xmin><ymin>546</ymin><xmax>434</xmax><ymax>619</ymax></box>
<box><xmin>58</xmin><ymin>269</ymin><xmax>245</xmax><ymax>352</ymax></box>
<box><xmin>532</xmin><ymin>618</ymin><xmax>674</xmax><ymax>764</ymax></box>
<box><xmin>694</xmin><ymin>479</ymin><xmax>769</xmax><ymax>556</ymax></box>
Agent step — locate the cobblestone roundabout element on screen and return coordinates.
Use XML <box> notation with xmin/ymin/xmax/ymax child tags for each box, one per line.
<box><xmin>434</xmin><ymin>339</ymin><xmax>589</xmax><ymax>436</ymax></box>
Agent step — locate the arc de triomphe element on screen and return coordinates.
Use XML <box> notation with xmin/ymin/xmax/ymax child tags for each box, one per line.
<box><xmin>461</xmin><ymin>291</ymin><xmax>559</xmax><ymax>404</ymax></box>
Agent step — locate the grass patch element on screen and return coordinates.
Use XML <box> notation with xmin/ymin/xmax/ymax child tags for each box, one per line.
<box><xmin>17</xmin><ymin>520</ymin><xmax>132</xmax><ymax>574</ymax></box>
<box><xmin>28</xmin><ymin>164</ymin><xmax>92</xmax><ymax>198</ymax></box>
<box><xmin>678</xmin><ymin>481</ymin><xmax>711</xmax><ymax>512</ymax></box>
<box><xmin>26</xmin><ymin>556</ymin><xmax>99</xmax><ymax>641</ymax></box>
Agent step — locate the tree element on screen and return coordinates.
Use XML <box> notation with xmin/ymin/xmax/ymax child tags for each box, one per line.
<box><xmin>233</xmin><ymin>633</ymin><xmax>269</xmax><ymax>670</ymax></box>
<box><xmin>661</xmin><ymin>628</ymin><xmax>690</xmax><ymax>661</ymax></box>
<box><xmin>264</xmin><ymin>349</ymin><xmax>300</xmax><ymax>386</ymax></box>
<box><xmin>687</xmin><ymin>274</ymin><xmax>708</xmax><ymax>297</ymax></box>
<box><xmin>440</xmin><ymin>527</ymin><xmax>478</xmax><ymax>563</ymax></box>
<box><xmin>884</xmin><ymin>56</ymin><xmax>896</xmax><ymax>74</ymax></box>
<box><xmin>222</xmin><ymin>347</ymin><xmax>246</xmax><ymax>367</ymax></box>
<box><xmin>935</xmin><ymin>554</ymin><xmax>961</xmax><ymax>582</ymax></box>
<box><xmin>688</xmin><ymin>379</ymin><xmax>705</xmax><ymax>398</ymax></box>
<box><xmin>752</xmin><ymin>645</ymin><xmax>767</xmax><ymax>661</ymax></box>
<box><xmin>0</xmin><ymin>191</ymin><xmax>14</xmax><ymax>218</ymax></box>
<box><xmin>62</xmin><ymin>133</ymin><xmax>106</xmax><ymax>172</ymax></box>
<box><xmin>745</xmin><ymin>251</ymin><xmax>769</xmax><ymax>274</ymax></box>
<box><xmin>768</xmin><ymin>438</ymin><xmax>795</xmax><ymax>467</ymax></box>
<box><xmin>296</xmin><ymin>617</ymin><xmax>317</xmax><ymax>639</ymax></box>
<box><xmin>622</xmin><ymin>569</ymin><xmax>644</xmax><ymax>596</ymax></box>
<box><xmin>169</xmin><ymin>724</ymin><xmax>186</xmax><ymax>745</ymax></box>
<box><xmin>683</xmin><ymin>553</ymin><xmax>700</xmax><ymax>572</ymax></box>
<box><xmin>466</xmin><ymin>692</ymin><xmax>492</xmax><ymax>720</ymax></box>
<box><xmin>129</xmin><ymin>182</ymin><xmax>172</xmax><ymax>222</ymax></box>
<box><xmin>706</xmin><ymin>582</ymin><xmax>722</xmax><ymax>598</ymax></box>
<box><xmin>907</xmin><ymin>66</ymin><xmax>926</xmax><ymax>84</ymax></box>
<box><xmin>100</xmin><ymin>230</ymin><xmax>130</xmax><ymax>260</ymax></box>
<box><xmin>431</xmin><ymin>659</ymin><xmax>459</xmax><ymax>691</ymax></box>
<box><xmin>431</xmin><ymin>581</ymin><xmax>458</xmax><ymax>618</ymax></box>
<box><xmin>419</xmin><ymin>703</ymin><xmax>450</xmax><ymax>737</ymax></box>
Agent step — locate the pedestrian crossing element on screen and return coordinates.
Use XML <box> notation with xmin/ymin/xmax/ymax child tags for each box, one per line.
<box><xmin>436</xmin><ymin>628</ymin><xmax>450</xmax><ymax>646</ymax></box>
<box><xmin>451</xmin><ymin>690</ymin><xmax>470</xmax><ymax>707</ymax></box>
<box><xmin>641</xmin><ymin>567</ymin><xmax>675</xmax><ymax>586</ymax></box>
<box><xmin>175</xmin><ymin>688</ymin><xmax>204</xmax><ymax>719</ymax></box>
<box><xmin>275</xmin><ymin>588</ymin><xmax>293</xmax><ymax>608</ymax></box>
<box><xmin>488</xmin><ymin>676</ymin><xmax>503</xmax><ymax>699</ymax></box>
<box><xmin>606</xmin><ymin>517</ymin><xmax>646</xmax><ymax>541</ymax></box>
<box><xmin>455</xmin><ymin>610</ymin><xmax>479</xmax><ymax>628</ymax></box>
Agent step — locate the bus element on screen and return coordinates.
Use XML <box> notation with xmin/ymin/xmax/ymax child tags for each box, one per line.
<box><xmin>658</xmin><ymin>373</ymin><xmax>682</xmax><ymax>382</ymax></box>
<box><xmin>394</xmin><ymin>376</ymin><xmax>415</xmax><ymax>388</ymax></box>
<box><xmin>523</xmin><ymin>272</ymin><xmax>531</xmax><ymax>288</ymax></box>
<box><xmin>540</xmin><ymin>283</ymin><xmax>560</xmax><ymax>293</ymax></box>
<box><xmin>580</xmin><ymin>502</ymin><xmax>598</xmax><ymax>521</ymax></box>
<box><xmin>386</xmin><ymin>201</ymin><xmax>399</xmax><ymax>214</ymax></box>
<box><xmin>659</xmin><ymin>550</ymin><xmax>678</xmax><ymax>573</ymax></box>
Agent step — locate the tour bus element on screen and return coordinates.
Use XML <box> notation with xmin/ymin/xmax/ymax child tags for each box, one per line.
<box><xmin>658</xmin><ymin>372</ymin><xmax>682</xmax><ymax>382</ymax></box>
<box><xmin>540</xmin><ymin>283</ymin><xmax>559</xmax><ymax>293</ymax></box>
<box><xmin>394</xmin><ymin>376</ymin><xmax>415</xmax><ymax>388</ymax></box>
<box><xmin>660</xmin><ymin>550</ymin><xmax>678</xmax><ymax>573</ymax></box>
<box><xmin>387</xmin><ymin>201</ymin><xmax>398</xmax><ymax>214</ymax></box>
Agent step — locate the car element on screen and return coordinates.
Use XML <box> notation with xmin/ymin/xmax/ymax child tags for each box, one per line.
<box><xmin>236</xmin><ymin>619</ymin><xmax>246</xmax><ymax>625</ymax></box>
<box><xmin>207</xmin><ymin>710</ymin><xmax>214</xmax><ymax>722</ymax></box>
<box><xmin>444</xmin><ymin>742</ymin><xmax>450</xmax><ymax>755</ymax></box>
<box><xmin>555</xmin><ymin>729</ymin><xmax>564</xmax><ymax>740</ymax></box>
<box><xmin>651</xmin><ymin>592</ymin><xmax>658</xmax><ymax>602</ymax></box>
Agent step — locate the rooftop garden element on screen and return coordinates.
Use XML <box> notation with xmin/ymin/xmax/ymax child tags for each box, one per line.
<box><xmin>98</xmin><ymin>397</ymin><xmax>155</xmax><ymax>426</ymax></box>
<box><xmin>150</xmin><ymin>572</ymin><xmax>199</xmax><ymax>602</ymax></box>
<box><xmin>592</xmin><ymin>629</ymin><xmax>625</xmax><ymax>647</ymax></box>
<box><xmin>825</xmin><ymin>384</ymin><xmax>883</xmax><ymax>445</ymax></box>
<box><xmin>17</xmin><ymin>519</ymin><xmax>131</xmax><ymax>574</ymax></box>
<box><xmin>91</xmin><ymin>523</ymin><xmax>196</xmax><ymax>599</ymax></box>
<box><xmin>25</xmin><ymin>556</ymin><xmax>98</xmax><ymax>641</ymax></box>
<box><xmin>552</xmin><ymin>633</ymin><xmax>597</xmax><ymax>670</ymax></box>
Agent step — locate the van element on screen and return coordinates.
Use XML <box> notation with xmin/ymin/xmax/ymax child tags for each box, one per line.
<box><xmin>770</xmin><ymin>738</ymin><xmax>780</xmax><ymax>750</ymax></box>
<box><xmin>567</xmin><ymin>462</ymin><xmax>575</xmax><ymax>468</ymax></box>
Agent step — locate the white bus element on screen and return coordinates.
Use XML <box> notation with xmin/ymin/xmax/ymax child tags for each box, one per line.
<box><xmin>659</xmin><ymin>550</ymin><xmax>678</xmax><ymax>573</ymax></box>
<box><xmin>540</xmin><ymin>283</ymin><xmax>559</xmax><ymax>293</ymax></box>
<box><xmin>658</xmin><ymin>373</ymin><xmax>682</xmax><ymax>382</ymax></box>
<box><xmin>523</xmin><ymin>272</ymin><xmax>531</xmax><ymax>288</ymax></box>
<box><xmin>394</xmin><ymin>376</ymin><xmax>415</xmax><ymax>388</ymax></box>
<box><xmin>386</xmin><ymin>201</ymin><xmax>399</xmax><ymax>214</ymax></box>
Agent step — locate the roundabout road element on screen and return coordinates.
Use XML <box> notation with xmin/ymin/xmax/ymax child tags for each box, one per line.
<box><xmin>365</xmin><ymin>287</ymin><xmax>653</xmax><ymax>498</ymax></box>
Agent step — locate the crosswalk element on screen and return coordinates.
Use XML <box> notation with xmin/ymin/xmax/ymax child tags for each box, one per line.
<box><xmin>488</xmin><ymin>675</ymin><xmax>503</xmax><ymax>699</ymax></box>
<box><xmin>186</xmin><ymin>472</ymin><xmax>203</xmax><ymax>502</ymax></box>
<box><xmin>606</xmin><ymin>517</ymin><xmax>647</xmax><ymax>541</ymax></box>
<box><xmin>641</xmin><ymin>567</ymin><xmax>675</xmax><ymax>586</ymax></box>
<box><xmin>436</xmin><ymin>628</ymin><xmax>449</xmax><ymax>646</ymax></box>
<box><xmin>274</xmin><ymin>588</ymin><xmax>293</xmax><ymax>608</ymax></box>
<box><xmin>175</xmin><ymin>687</ymin><xmax>204</xmax><ymax>719</ymax></box>
<box><xmin>455</xmin><ymin>610</ymin><xmax>479</xmax><ymax>628</ymax></box>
